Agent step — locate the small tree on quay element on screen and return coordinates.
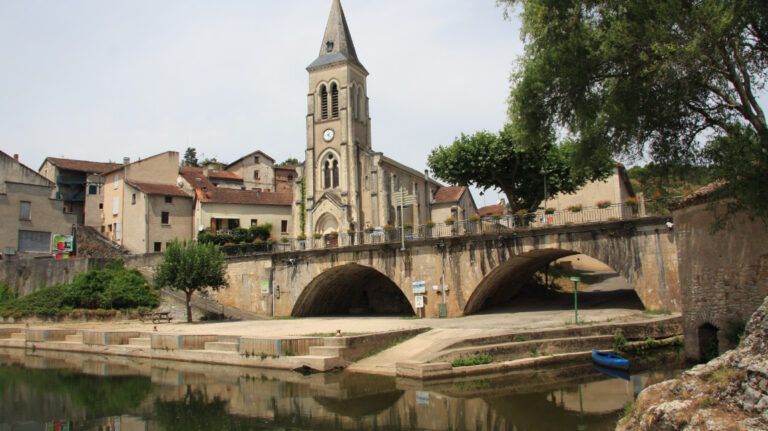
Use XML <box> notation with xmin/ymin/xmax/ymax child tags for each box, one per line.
<box><xmin>154</xmin><ymin>240</ymin><xmax>228</xmax><ymax>322</ymax></box>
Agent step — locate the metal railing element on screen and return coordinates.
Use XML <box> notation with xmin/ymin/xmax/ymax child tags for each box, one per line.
<box><xmin>217</xmin><ymin>201</ymin><xmax>665</xmax><ymax>257</ymax></box>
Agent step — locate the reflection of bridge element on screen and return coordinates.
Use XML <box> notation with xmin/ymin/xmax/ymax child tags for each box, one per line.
<box><xmin>219</xmin><ymin>217</ymin><xmax>680</xmax><ymax>317</ymax></box>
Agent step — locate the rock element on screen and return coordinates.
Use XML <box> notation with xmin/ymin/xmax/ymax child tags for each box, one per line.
<box><xmin>617</xmin><ymin>296</ymin><xmax>768</xmax><ymax>430</ymax></box>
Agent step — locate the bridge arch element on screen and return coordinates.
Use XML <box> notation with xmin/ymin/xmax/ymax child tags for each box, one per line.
<box><xmin>291</xmin><ymin>263</ymin><xmax>414</xmax><ymax>317</ymax></box>
<box><xmin>464</xmin><ymin>248</ymin><xmax>579</xmax><ymax>314</ymax></box>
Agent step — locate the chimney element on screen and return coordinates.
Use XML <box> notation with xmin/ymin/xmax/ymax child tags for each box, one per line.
<box><xmin>13</xmin><ymin>154</ymin><xmax>19</xmax><ymax>160</ymax></box>
<box><xmin>203</xmin><ymin>167</ymin><xmax>210</xmax><ymax>177</ymax></box>
<box><xmin>123</xmin><ymin>157</ymin><xmax>130</xmax><ymax>165</ymax></box>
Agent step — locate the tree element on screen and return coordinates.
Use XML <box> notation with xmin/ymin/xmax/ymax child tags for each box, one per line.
<box><xmin>183</xmin><ymin>148</ymin><xmax>200</xmax><ymax>167</ymax></box>
<box><xmin>154</xmin><ymin>240</ymin><xmax>228</xmax><ymax>322</ymax></box>
<box><xmin>501</xmin><ymin>0</ymin><xmax>768</xmax><ymax>221</ymax></box>
<box><xmin>277</xmin><ymin>157</ymin><xmax>300</xmax><ymax>167</ymax></box>
<box><xmin>427</xmin><ymin>126</ymin><xmax>612</xmax><ymax>212</ymax></box>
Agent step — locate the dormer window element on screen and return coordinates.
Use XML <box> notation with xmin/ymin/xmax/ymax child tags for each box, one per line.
<box><xmin>326</xmin><ymin>40</ymin><xmax>334</xmax><ymax>52</ymax></box>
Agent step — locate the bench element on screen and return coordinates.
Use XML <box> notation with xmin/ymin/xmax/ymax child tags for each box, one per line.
<box><xmin>140</xmin><ymin>311</ymin><xmax>173</xmax><ymax>324</ymax></box>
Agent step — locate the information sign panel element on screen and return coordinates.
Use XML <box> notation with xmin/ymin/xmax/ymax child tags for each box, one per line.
<box><xmin>414</xmin><ymin>295</ymin><xmax>424</xmax><ymax>309</ymax></box>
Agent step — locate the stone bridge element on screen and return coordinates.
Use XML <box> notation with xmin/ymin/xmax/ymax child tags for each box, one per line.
<box><xmin>215</xmin><ymin>217</ymin><xmax>679</xmax><ymax>318</ymax></box>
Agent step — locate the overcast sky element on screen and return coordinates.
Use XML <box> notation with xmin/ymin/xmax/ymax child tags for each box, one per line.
<box><xmin>0</xmin><ymin>0</ymin><xmax>522</xmax><ymax>207</ymax></box>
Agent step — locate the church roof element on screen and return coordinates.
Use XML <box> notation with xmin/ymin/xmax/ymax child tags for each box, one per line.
<box><xmin>307</xmin><ymin>0</ymin><xmax>367</xmax><ymax>73</ymax></box>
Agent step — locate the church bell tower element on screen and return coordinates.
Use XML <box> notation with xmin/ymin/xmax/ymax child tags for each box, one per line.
<box><xmin>303</xmin><ymin>0</ymin><xmax>371</xmax><ymax>236</ymax></box>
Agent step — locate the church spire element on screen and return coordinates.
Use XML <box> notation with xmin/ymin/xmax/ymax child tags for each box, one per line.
<box><xmin>307</xmin><ymin>0</ymin><xmax>367</xmax><ymax>73</ymax></box>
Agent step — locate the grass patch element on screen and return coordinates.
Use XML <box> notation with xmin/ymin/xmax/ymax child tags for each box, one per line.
<box><xmin>612</xmin><ymin>330</ymin><xmax>627</xmax><ymax>352</ymax></box>
<box><xmin>513</xmin><ymin>334</ymin><xmax>528</xmax><ymax>342</ymax></box>
<box><xmin>452</xmin><ymin>353</ymin><xmax>493</xmax><ymax>367</ymax></box>
<box><xmin>453</xmin><ymin>379</ymin><xmax>492</xmax><ymax>389</ymax></box>
<box><xmin>644</xmin><ymin>309</ymin><xmax>672</xmax><ymax>315</ymax></box>
<box><xmin>706</xmin><ymin>364</ymin><xmax>746</xmax><ymax>390</ymax></box>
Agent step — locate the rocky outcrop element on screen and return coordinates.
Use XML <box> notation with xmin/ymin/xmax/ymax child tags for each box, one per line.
<box><xmin>617</xmin><ymin>296</ymin><xmax>768</xmax><ymax>430</ymax></box>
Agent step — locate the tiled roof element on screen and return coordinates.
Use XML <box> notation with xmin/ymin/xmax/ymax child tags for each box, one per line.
<box><xmin>126</xmin><ymin>181</ymin><xmax>191</xmax><ymax>198</ymax></box>
<box><xmin>478</xmin><ymin>203</ymin><xmax>505</xmax><ymax>217</ymax></box>
<box><xmin>225</xmin><ymin>150</ymin><xmax>276</xmax><ymax>169</ymax></box>
<box><xmin>44</xmin><ymin>157</ymin><xmax>121</xmax><ymax>174</ymax></box>
<box><xmin>196</xmin><ymin>188</ymin><xmax>292</xmax><ymax>206</ymax></box>
<box><xmin>434</xmin><ymin>186</ymin><xmax>466</xmax><ymax>204</ymax></box>
<box><xmin>180</xmin><ymin>166</ymin><xmax>242</xmax><ymax>182</ymax></box>
<box><xmin>668</xmin><ymin>180</ymin><xmax>727</xmax><ymax>211</ymax></box>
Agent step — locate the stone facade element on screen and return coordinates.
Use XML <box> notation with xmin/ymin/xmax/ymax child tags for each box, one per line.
<box><xmin>296</xmin><ymin>0</ymin><xmax>448</xmax><ymax>240</ymax></box>
<box><xmin>0</xmin><ymin>151</ymin><xmax>77</xmax><ymax>256</ymax></box>
<box><xmin>673</xmin><ymin>200</ymin><xmax>768</xmax><ymax>360</ymax></box>
<box><xmin>212</xmin><ymin>218</ymin><xmax>679</xmax><ymax>318</ymax></box>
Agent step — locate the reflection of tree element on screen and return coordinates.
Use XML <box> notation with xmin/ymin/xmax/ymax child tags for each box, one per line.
<box><xmin>153</xmin><ymin>385</ymin><xmax>230</xmax><ymax>431</ymax></box>
<box><xmin>0</xmin><ymin>364</ymin><xmax>152</xmax><ymax>418</ymax></box>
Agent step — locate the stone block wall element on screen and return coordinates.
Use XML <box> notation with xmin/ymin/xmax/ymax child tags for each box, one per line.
<box><xmin>673</xmin><ymin>202</ymin><xmax>768</xmax><ymax>360</ymax></box>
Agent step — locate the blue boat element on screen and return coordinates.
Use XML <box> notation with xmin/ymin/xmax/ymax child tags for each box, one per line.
<box><xmin>593</xmin><ymin>364</ymin><xmax>630</xmax><ymax>381</ymax></box>
<box><xmin>591</xmin><ymin>349</ymin><xmax>630</xmax><ymax>370</ymax></box>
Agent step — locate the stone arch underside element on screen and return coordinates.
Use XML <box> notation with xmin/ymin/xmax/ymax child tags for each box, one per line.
<box><xmin>463</xmin><ymin>248</ymin><xmax>579</xmax><ymax>315</ymax></box>
<box><xmin>291</xmin><ymin>263</ymin><xmax>414</xmax><ymax>317</ymax></box>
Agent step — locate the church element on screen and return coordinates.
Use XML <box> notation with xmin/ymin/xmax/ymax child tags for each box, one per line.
<box><xmin>293</xmin><ymin>0</ymin><xmax>473</xmax><ymax>238</ymax></box>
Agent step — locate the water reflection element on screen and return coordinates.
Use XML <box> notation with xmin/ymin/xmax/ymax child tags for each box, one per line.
<box><xmin>0</xmin><ymin>347</ymin><xmax>685</xmax><ymax>430</ymax></box>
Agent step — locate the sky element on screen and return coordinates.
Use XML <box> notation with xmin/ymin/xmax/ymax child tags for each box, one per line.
<box><xmin>0</xmin><ymin>0</ymin><xmax>522</xmax><ymax>208</ymax></box>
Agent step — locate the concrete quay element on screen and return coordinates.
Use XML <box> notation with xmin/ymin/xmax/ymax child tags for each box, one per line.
<box><xmin>0</xmin><ymin>308</ymin><xmax>681</xmax><ymax>377</ymax></box>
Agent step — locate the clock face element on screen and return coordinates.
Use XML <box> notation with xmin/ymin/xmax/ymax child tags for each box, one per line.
<box><xmin>323</xmin><ymin>129</ymin><xmax>335</xmax><ymax>142</ymax></box>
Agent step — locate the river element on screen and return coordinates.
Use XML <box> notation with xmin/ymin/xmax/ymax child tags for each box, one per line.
<box><xmin>0</xmin><ymin>347</ymin><xmax>686</xmax><ymax>431</ymax></box>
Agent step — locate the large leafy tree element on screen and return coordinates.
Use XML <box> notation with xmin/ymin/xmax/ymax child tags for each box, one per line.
<box><xmin>154</xmin><ymin>240</ymin><xmax>228</xmax><ymax>322</ymax></box>
<box><xmin>501</xmin><ymin>0</ymin><xmax>768</xmax><ymax>221</ymax></box>
<box><xmin>427</xmin><ymin>126</ymin><xmax>612</xmax><ymax>212</ymax></box>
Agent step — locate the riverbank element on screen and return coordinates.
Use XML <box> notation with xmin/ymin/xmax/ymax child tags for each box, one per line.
<box><xmin>0</xmin><ymin>308</ymin><xmax>681</xmax><ymax>376</ymax></box>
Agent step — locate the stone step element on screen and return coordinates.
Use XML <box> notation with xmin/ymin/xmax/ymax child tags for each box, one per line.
<box><xmin>128</xmin><ymin>337</ymin><xmax>151</xmax><ymax>347</ymax></box>
<box><xmin>64</xmin><ymin>334</ymin><xmax>82</xmax><ymax>343</ymax></box>
<box><xmin>204</xmin><ymin>341</ymin><xmax>239</xmax><ymax>352</ymax></box>
<box><xmin>432</xmin><ymin>335</ymin><xmax>615</xmax><ymax>363</ymax></box>
<box><xmin>10</xmin><ymin>332</ymin><xmax>25</xmax><ymax>340</ymax></box>
<box><xmin>309</xmin><ymin>345</ymin><xmax>345</xmax><ymax>357</ymax></box>
<box><xmin>284</xmin><ymin>355</ymin><xmax>347</xmax><ymax>372</ymax></box>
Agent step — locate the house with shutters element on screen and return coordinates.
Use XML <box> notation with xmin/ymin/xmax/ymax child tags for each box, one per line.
<box><xmin>100</xmin><ymin>151</ymin><xmax>193</xmax><ymax>254</ymax></box>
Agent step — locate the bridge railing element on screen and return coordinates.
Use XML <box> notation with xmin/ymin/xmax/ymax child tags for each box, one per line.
<box><xmin>218</xmin><ymin>200</ymin><xmax>667</xmax><ymax>256</ymax></box>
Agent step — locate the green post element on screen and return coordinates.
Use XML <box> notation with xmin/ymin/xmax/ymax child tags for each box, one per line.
<box><xmin>570</xmin><ymin>276</ymin><xmax>581</xmax><ymax>324</ymax></box>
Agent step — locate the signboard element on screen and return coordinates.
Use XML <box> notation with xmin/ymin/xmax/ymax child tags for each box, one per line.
<box><xmin>260</xmin><ymin>280</ymin><xmax>270</xmax><ymax>295</ymax></box>
<box><xmin>412</xmin><ymin>280</ymin><xmax>426</xmax><ymax>294</ymax></box>
<box><xmin>392</xmin><ymin>193</ymin><xmax>418</xmax><ymax>207</ymax></box>
<box><xmin>569</xmin><ymin>276</ymin><xmax>581</xmax><ymax>282</ymax></box>
<box><xmin>53</xmin><ymin>234</ymin><xmax>73</xmax><ymax>253</ymax></box>
<box><xmin>414</xmin><ymin>295</ymin><xmax>424</xmax><ymax>309</ymax></box>
<box><xmin>416</xmin><ymin>391</ymin><xmax>430</xmax><ymax>405</ymax></box>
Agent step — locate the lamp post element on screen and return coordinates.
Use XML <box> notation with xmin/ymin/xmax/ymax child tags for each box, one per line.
<box><xmin>570</xmin><ymin>276</ymin><xmax>581</xmax><ymax>324</ymax></box>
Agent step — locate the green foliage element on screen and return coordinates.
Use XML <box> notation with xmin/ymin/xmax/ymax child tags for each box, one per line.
<box><xmin>0</xmin><ymin>259</ymin><xmax>158</xmax><ymax>316</ymax></box>
<box><xmin>452</xmin><ymin>353</ymin><xmax>493</xmax><ymax>367</ymax></box>
<box><xmin>154</xmin><ymin>240</ymin><xmax>228</xmax><ymax>322</ymax></box>
<box><xmin>724</xmin><ymin>319</ymin><xmax>747</xmax><ymax>345</ymax></box>
<box><xmin>0</xmin><ymin>281</ymin><xmax>16</xmax><ymax>304</ymax></box>
<box><xmin>154</xmin><ymin>387</ymin><xmax>230</xmax><ymax>431</ymax></box>
<box><xmin>0</xmin><ymin>365</ymin><xmax>153</xmax><ymax>417</ymax></box>
<box><xmin>277</xmin><ymin>157</ymin><xmax>300</xmax><ymax>166</ymax></box>
<box><xmin>300</xmin><ymin>176</ymin><xmax>307</xmax><ymax>232</ymax></box>
<box><xmin>428</xmin><ymin>127</ymin><xmax>612</xmax><ymax>211</ymax></box>
<box><xmin>613</xmin><ymin>330</ymin><xmax>628</xmax><ymax>352</ymax></box>
<box><xmin>182</xmin><ymin>147</ymin><xmax>200</xmax><ymax>167</ymax></box>
<box><xmin>501</xmin><ymin>0</ymin><xmax>768</xmax><ymax>223</ymax></box>
<box><xmin>0</xmin><ymin>285</ymin><xmax>67</xmax><ymax>316</ymax></box>
<box><xmin>627</xmin><ymin>163</ymin><xmax>713</xmax><ymax>215</ymax></box>
<box><xmin>197</xmin><ymin>224</ymin><xmax>272</xmax><ymax>246</ymax></box>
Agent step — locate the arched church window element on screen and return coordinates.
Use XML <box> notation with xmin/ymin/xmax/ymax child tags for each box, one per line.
<box><xmin>332</xmin><ymin>160</ymin><xmax>339</xmax><ymax>188</ymax></box>
<box><xmin>323</xmin><ymin>159</ymin><xmax>331</xmax><ymax>189</ymax></box>
<box><xmin>320</xmin><ymin>85</ymin><xmax>328</xmax><ymax>119</ymax></box>
<box><xmin>350</xmin><ymin>86</ymin><xmax>357</xmax><ymax>120</ymax></box>
<box><xmin>331</xmin><ymin>83</ymin><xmax>339</xmax><ymax>118</ymax></box>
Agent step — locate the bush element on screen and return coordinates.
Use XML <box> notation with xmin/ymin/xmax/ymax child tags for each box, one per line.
<box><xmin>568</xmin><ymin>204</ymin><xmax>583</xmax><ymax>212</ymax></box>
<box><xmin>545</xmin><ymin>207</ymin><xmax>556</xmax><ymax>214</ymax></box>
<box><xmin>452</xmin><ymin>353</ymin><xmax>493</xmax><ymax>367</ymax></box>
<box><xmin>249</xmin><ymin>224</ymin><xmax>272</xmax><ymax>241</ymax></box>
<box><xmin>66</xmin><ymin>259</ymin><xmax>158</xmax><ymax>310</ymax></box>
<box><xmin>613</xmin><ymin>330</ymin><xmax>628</xmax><ymax>351</ymax></box>
<box><xmin>0</xmin><ymin>281</ymin><xmax>16</xmax><ymax>305</ymax></box>
<box><xmin>0</xmin><ymin>285</ymin><xmax>68</xmax><ymax>316</ymax></box>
